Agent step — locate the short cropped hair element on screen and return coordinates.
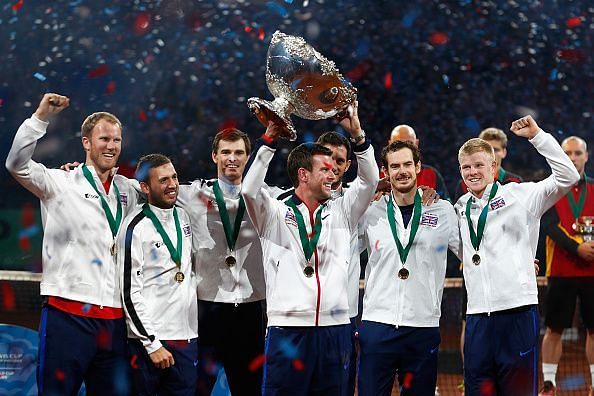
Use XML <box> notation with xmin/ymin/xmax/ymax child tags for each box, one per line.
<box><xmin>287</xmin><ymin>143</ymin><xmax>333</xmax><ymax>187</ymax></box>
<box><xmin>458</xmin><ymin>138</ymin><xmax>495</xmax><ymax>163</ymax></box>
<box><xmin>135</xmin><ymin>153</ymin><xmax>172</xmax><ymax>183</ymax></box>
<box><xmin>381</xmin><ymin>140</ymin><xmax>420</xmax><ymax>168</ymax></box>
<box><xmin>479</xmin><ymin>127</ymin><xmax>508</xmax><ymax>148</ymax></box>
<box><xmin>317</xmin><ymin>131</ymin><xmax>351</xmax><ymax>159</ymax></box>
<box><xmin>212</xmin><ymin>128</ymin><xmax>251</xmax><ymax>155</ymax></box>
<box><xmin>81</xmin><ymin>112</ymin><xmax>122</xmax><ymax>138</ymax></box>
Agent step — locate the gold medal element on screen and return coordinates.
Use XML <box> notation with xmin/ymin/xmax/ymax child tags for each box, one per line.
<box><xmin>174</xmin><ymin>271</ymin><xmax>185</xmax><ymax>283</ymax></box>
<box><xmin>225</xmin><ymin>255</ymin><xmax>236</xmax><ymax>267</ymax></box>
<box><xmin>303</xmin><ymin>265</ymin><xmax>314</xmax><ymax>278</ymax></box>
<box><xmin>398</xmin><ymin>267</ymin><xmax>409</xmax><ymax>280</ymax></box>
<box><xmin>472</xmin><ymin>253</ymin><xmax>481</xmax><ymax>266</ymax></box>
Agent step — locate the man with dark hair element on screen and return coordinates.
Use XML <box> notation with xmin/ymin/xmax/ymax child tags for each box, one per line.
<box><xmin>389</xmin><ymin>124</ymin><xmax>450</xmax><ymax>200</ymax></box>
<box><xmin>176</xmin><ymin>127</ymin><xmax>266</xmax><ymax>395</ymax></box>
<box><xmin>119</xmin><ymin>154</ymin><xmax>198</xmax><ymax>395</ymax></box>
<box><xmin>358</xmin><ymin>140</ymin><xmax>460</xmax><ymax>395</ymax></box>
<box><xmin>5</xmin><ymin>93</ymin><xmax>140</xmax><ymax>395</ymax></box>
<box><xmin>242</xmin><ymin>102</ymin><xmax>379</xmax><ymax>395</ymax></box>
<box><xmin>539</xmin><ymin>136</ymin><xmax>594</xmax><ymax>396</ymax></box>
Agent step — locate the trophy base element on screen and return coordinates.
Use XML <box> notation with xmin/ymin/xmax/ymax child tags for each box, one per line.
<box><xmin>247</xmin><ymin>97</ymin><xmax>297</xmax><ymax>141</ymax></box>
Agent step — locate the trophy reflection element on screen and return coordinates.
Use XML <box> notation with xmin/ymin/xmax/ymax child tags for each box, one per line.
<box><xmin>247</xmin><ymin>31</ymin><xmax>357</xmax><ymax>140</ymax></box>
<box><xmin>573</xmin><ymin>216</ymin><xmax>594</xmax><ymax>242</ymax></box>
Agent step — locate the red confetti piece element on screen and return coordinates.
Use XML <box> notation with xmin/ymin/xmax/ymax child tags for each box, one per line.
<box><xmin>346</xmin><ymin>61</ymin><xmax>372</xmax><ymax>81</ymax></box>
<box><xmin>134</xmin><ymin>13</ymin><xmax>151</xmax><ymax>35</ymax></box>
<box><xmin>258</xmin><ymin>27</ymin><xmax>265</xmax><ymax>41</ymax></box>
<box><xmin>244</xmin><ymin>26</ymin><xmax>253</xmax><ymax>33</ymax></box>
<box><xmin>480</xmin><ymin>379</ymin><xmax>495</xmax><ymax>396</ymax></box>
<box><xmin>429</xmin><ymin>32</ymin><xmax>449</xmax><ymax>46</ymax></box>
<box><xmin>248</xmin><ymin>354</ymin><xmax>265</xmax><ymax>372</ymax></box>
<box><xmin>0</xmin><ymin>98</ymin><xmax>4</xmax><ymax>107</ymax></box>
<box><xmin>384</xmin><ymin>72</ymin><xmax>393</xmax><ymax>90</ymax></box>
<box><xmin>1</xmin><ymin>282</ymin><xmax>16</xmax><ymax>310</ymax></box>
<box><xmin>88</xmin><ymin>65</ymin><xmax>110</xmax><ymax>78</ymax></box>
<box><xmin>292</xmin><ymin>358</ymin><xmax>305</xmax><ymax>371</ymax></box>
<box><xmin>96</xmin><ymin>328</ymin><xmax>111</xmax><ymax>349</ymax></box>
<box><xmin>105</xmin><ymin>81</ymin><xmax>116</xmax><ymax>94</ymax></box>
<box><xmin>566</xmin><ymin>17</ymin><xmax>582</xmax><ymax>28</ymax></box>
<box><xmin>402</xmin><ymin>372</ymin><xmax>413</xmax><ymax>389</ymax></box>
<box><xmin>12</xmin><ymin>0</ymin><xmax>23</xmax><ymax>12</ymax></box>
<box><xmin>55</xmin><ymin>369</ymin><xmax>65</xmax><ymax>382</ymax></box>
<box><xmin>138</xmin><ymin>110</ymin><xmax>147</xmax><ymax>122</ymax></box>
<box><xmin>558</xmin><ymin>48</ymin><xmax>586</xmax><ymax>63</ymax></box>
<box><xmin>130</xmin><ymin>354</ymin><xmax>139</xmax><ymax>369</ymax></box>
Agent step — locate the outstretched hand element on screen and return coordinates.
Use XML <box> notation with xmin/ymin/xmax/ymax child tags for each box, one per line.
<box><xmin>34</xmin><ymin>93</ymin><xmax>70</xmax><ymax>122</ymax></box>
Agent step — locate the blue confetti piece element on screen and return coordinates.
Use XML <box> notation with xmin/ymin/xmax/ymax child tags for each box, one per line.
<box><xmin>18</xmin><ymin>224</ymin><xmax>40</xmax><ymax>239</ymax></box>
<box><xmin>155</xmin><ymin>108</ymin><xmax>169</xmax><ymax>120</ymax></box>
<box><xmin>82</xmin><ymin>304</ymin><xmax>91</xmax><ymax>313</ymax></box>
<box><xmin>33</xmin><ymin>72</ymin><xmax>46</xmax><ymax>81</ymax></box>
<box><xmin>442</xmin><ymin>74</ymin><xmax>449</xmax><ymax>86</ymax></box>
<box><xmin>549</xmin><ymin>68</ymin><xmax>558</xmax><ymax>81</ymax></box>
<box><xmin>279</xmin><ymin>338</ymin><xmax>298</xmax><ymax>359</ymax></box>
<box><xmin>91</xmin><ymin>258</ymin><xmax>102</xmax><ymax>266</ymax></box>
<box><xmin>266</xmin><ymin>2</ymin><xmax>289</xmax><ymax>18</ymax></box>
<box><xmin>284</xmin><ymin>0</ymin><xmax>293</xmax><ymax>3</ymax></box>
<box><xmin>402</xmin><ymin>8</ymin><xmax>420</xmax><ymax>28</ymax></box>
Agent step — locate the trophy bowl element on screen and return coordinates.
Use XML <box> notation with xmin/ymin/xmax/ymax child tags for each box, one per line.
<box><xmin>247</xmin><ymin>31</ymin><xmax>357</xmax><ymax>140</ymax></box>
<box><xmin>572</xmin><ymin>216</ymin><xmax>594</xmax><ymax>242</ymax></box>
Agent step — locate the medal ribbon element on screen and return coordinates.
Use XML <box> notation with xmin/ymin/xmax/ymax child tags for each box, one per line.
<box><xmin>82</xmin><ymin>164</ymin><xmax>122</xmax><ymax>237</ymax></box>
<box><xmin>142</xmin><ymin>203</ymin><xmax>182</xmax><ymax>269</ymax></box>
<box><xmin>386</xmin><ymin>192</ymin><xmax>422</xmax><ymax>265</ymax></box>
<box><xmin>567</xmin><ymin>175</ymin><xmax>587</xmax><ymax>219</ymax></box>
<box><xmin>213</xmin><ymin>180</ymin><xmax>246</xmax><ymax>252</ymax></box>
<box><xmin>465</xmin><ymin>183</ymin><xmax>499</xmax><ymax>252</ymax></box>
<box><xmin>284</xmin><ymin>199</ymin><xmax>324</xmax><ymax>262</ymax></box>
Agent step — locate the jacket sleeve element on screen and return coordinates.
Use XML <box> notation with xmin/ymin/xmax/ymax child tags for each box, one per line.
<box><xmin>541</xmin><ymin>206</ymin><xmax>579</xmax><ymax>255</ymax></box>
<box><xmin>242</xmin><ymin>143</ymin><xmax>281</xmax><ymax>235</ymax></box>
<box><xmin>518</xmin><ymin>131</ymin><xmax>580</xmax><ymax>218</ymax></box>
<box><xmin>446</xmin><ymin>204</ymin><xmax>462</xmax><ymax>260</ymax></box>
<box><xmin>119</xmin><ymin>215</ymin><xmax>162</xmax><ymax>354</ymax></box>
<box><xmin>340</xmin><ymin>140</ymin><xmax>380</xmax><ymax>230</ymax></box>
<box><xmin>5</xmin><ymin>116</ymin><xmax>58</xmax><ymax>199</ymax></box>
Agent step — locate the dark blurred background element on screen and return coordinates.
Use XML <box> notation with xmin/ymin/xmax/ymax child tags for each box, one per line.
<box><xmin>0</xmin><ymin>0</ymin><xmax>592</xmax><ymax>271</ymax></box>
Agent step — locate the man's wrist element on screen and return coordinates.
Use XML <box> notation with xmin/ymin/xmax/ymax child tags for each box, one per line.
<box><xmin>350</xmin><ymin>129</ymin><xmax>366</xmax><ymax>144</ymax></box>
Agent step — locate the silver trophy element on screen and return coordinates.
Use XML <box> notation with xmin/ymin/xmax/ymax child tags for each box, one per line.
<box><xmin>573</xmin><ymin>216</ymin><xmax>594</xmax><ymax>242</ymax></box>
<box><xmin>247</xmin><ymin>31</ymin><xmax>357</xmax><ymax>140</ymax></box>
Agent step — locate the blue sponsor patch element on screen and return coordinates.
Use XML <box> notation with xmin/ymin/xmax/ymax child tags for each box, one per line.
<box><xmin>421</xmin><ymin>213</ymin><xmax>439</xmax><ymax>227</ymax></box>
<box><xmin>489</xmin><ymin>196</ymin><xmax>506</xmax><ymax>210</ymax></box>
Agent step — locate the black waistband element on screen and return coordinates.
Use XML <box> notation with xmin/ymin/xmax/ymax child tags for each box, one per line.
<box><xmin>473</xmin><ymin>304</ymin><xmax>535</xmax><ymax>317</ymax></box>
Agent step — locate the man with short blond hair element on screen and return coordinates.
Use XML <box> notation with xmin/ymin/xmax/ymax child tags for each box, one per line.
<box><xmin>456</xmin><ymin>115</ymin><xmax>579</xmax><ymax>395</ymax></box>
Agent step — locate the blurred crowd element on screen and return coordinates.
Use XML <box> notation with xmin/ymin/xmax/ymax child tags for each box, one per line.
<box><xmin>1</xmin><ymin>0</ymin><xmax>592</xmax><ymax>205</ymax></box>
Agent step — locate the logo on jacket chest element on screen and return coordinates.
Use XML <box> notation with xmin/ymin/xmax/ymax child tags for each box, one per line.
<box><xmin>183</xmin><ymin>224</ymin><xmax>192</xmax><ymax>237</ymax></box>
<box><xmin>285</xmin><ymin>209</ymin><xmax>298</xmax><ymax>228</ymax></box>
<box><xmin>489</xmin><ymin>196</ymin><xmax>506</xmax><ymax>210</ymax></box>
<box><xmin>120</xmin><ymin>193</ymin><xmax>128</xmax><ymax>206</ymax></box>
<box><xmin>421</xmin><ymin>213</ymin><xmax>439</xmax><ymax>227</ymax></box>
<box><xmin>84</xmin><ymin>193</ymin><xmax>99</xmax><ymax>200</ymax></box>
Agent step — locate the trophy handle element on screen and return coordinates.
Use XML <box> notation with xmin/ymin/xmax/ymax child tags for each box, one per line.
<box><xmin>247</xmin><ymin>97</ymin><xmax>298</xmax><ymax>141</ymax></box>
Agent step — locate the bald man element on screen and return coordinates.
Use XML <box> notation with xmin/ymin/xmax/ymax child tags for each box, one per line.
<box><xmin>389</xmin><ymin>125</ymin><xmax>450</xmax><ymax>200</ymax></box>
<box><xmin>539</xmin><ymin>136</ymin><xmax>594</xmax><ymax>396</ymax></box>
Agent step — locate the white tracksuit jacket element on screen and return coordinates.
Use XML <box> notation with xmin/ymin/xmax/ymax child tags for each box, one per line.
<box><xmin>455</xmin><ymin>130</ymin><xmax>579</xmax><ymax>315</ymax></box>
<box><xmin>359</xmin><ymin>192</ymin><xmax>460</xmax><ymax>327</ymax></box>
<box><xmin>119</xmin><ymin>204</ymin><xmax>198</xmax><ymax>354</ymax></box>
<box><xmin>5</xmin><ymin>115</ymin><xmax>139</xmax><ymax>308</ymax></box>
<box><xmin>242</xmin><ymin>140</ymin><xmax>379</xmax><ymax>327</ymax></box>
<box><xmin>176</xmin><ymin>179</ymin><xmax>265</xmax><ymax>304</ymax></box>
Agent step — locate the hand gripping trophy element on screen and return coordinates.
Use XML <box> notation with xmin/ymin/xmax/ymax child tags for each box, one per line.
<box><xmin>247</xmin><ymin>31</ymin><xmax>357</xmax><ymax>140</ymax></box>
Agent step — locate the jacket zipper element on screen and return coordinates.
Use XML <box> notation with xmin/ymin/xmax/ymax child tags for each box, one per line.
<box><xmin>309</xmin><ymin>208</ymin><xmax>321</xmax><ymax>327</ymax></box>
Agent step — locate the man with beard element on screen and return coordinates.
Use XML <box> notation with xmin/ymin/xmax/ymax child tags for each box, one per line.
<box><xmin>176</xmin><ymin>128</ymin><xmax>266</xmax><ymax>396</ymax></box>
<box><xmin>357</xmin><ymin>141</ymin><xmax>460</xmax><ymax>395</ymax></box>
<box><xmin>5</xmin><ymin>93</ymin><xmax>139</xmax><ymax>395</ymax></box>
<box><xmin>119</xmin><ymin>154</ymin><xmax>198</xmax><ymax>395</ymax></box>
<box><xmin>242</xmin><ymin>102</ymin><xmax>379</xmax><ymax>395</ymax></box>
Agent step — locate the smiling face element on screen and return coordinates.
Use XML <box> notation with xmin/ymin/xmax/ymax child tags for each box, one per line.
<box><xmin>459</xmin><ymin>151</ymin><xmax>496</xmax><ymax>198</ymax></box>
<box><xmin>384</xmin><ymin>147</ymin><xmax>420</xmax><ymax>194</ymax></box>
<box><xmin>82</xmin><ymin>119</ymin><xmax>121</xmax><ymax>174</ymax></box>
<box><xmin>212</xmin><ymin>138</ymin><xmax>248</xmax><ymax>185</ymax></box>
<box><xmin>141</xmin><ymin>162</ymin><xmax>179</xmax><ymax>209</ymax></box>
<box><xmin>301</xmin><ymin>154</ymin><xmax>336</xmax><ymax>201</ymax></box>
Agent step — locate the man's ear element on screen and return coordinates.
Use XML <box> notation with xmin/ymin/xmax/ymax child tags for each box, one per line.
<box><xmin>140</xmin><ymin>181</ymin><xmax>150</xmax><ymax>195</ymax></box>
<box><xmin>82</xmin><ymin>136</ymin><xmax>90</xmax><ymax>152</ymax></box>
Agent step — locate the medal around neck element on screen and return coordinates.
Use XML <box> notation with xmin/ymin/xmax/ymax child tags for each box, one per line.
<box><xmin>472</xmin><ymin>253</ymin><xmax>481</xmax><ymax>266</ymax></box>
<box><xmin>398</xmin><ymin>267</ymin><xmax>409</xmax><ymax>280</ymax></box>
<box><xmin>225</xmin><ymin>255</ymin><xmax>237</xmax><ymax>267</ymax></box>
<box><xmin>303</xmin><ymin>265</ymin><xmax>315</xmax><ymax>278</ymax></box>
<box><xmin>174</xmin><ymin>271</ymin><xmax>185</xmax><ymax>283</ymax></box>
<box><xmin>247</xmin><ymin>31</ymin><xmax>357</xmax><ymax>140</ymax></box>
